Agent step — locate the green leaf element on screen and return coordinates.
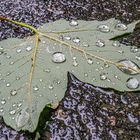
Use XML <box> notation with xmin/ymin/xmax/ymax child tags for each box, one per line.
<box><xmin>0</xmin><ymin>18</ymin><xmax>139</xmax><ymax>132</ymax></box>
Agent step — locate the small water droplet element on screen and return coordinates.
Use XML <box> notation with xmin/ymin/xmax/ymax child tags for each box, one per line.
<box><xmin>115</xmin><ymin>23</ymin><xmax>127</xmax><ymax>31</ymax></box>
<box><xmin>114</xmin><ymin>75</ymin><xmax>121</xmax><ymax>80</ymax></box>
<box><xmin>126</xmin><ymin>77</ymin><xmax>139</xmax><ymax>89</ymax></box>
<box><xmin>87</xmin><ymin>58</ymin><xmax>93</xmax><ymax>64</ymax></box>
<box><xmin>10</xmin><ymin>89</ymin><xmax>17</xmax><ymax>96</ymax></box>
<box><xmin>49</xmin><ymin>85</ymin><xmax>54</xmax><ymax>90</ymax></box>
<box><xmin>26</xmin><ymin>46</ymin><xmax>32</xmax><ymax>52</ymax></box>
<box><xmin>73</xmin><ymin>37</ymin><xmax>80</xmax><ymax>44</ymax></box>
<box><xmin>1</xmin><ymin>99</ymin><xmax>6</xmax><ymax>105</ymax></box>
<box><xmin>136</xmin><ymin>54</ymin><xmax>140</xmax><ymax>61</ymax></box>
<box><xmin>15</xmin><ymin>109</ymin><xmax>30</xmax><ymax>128</ymax></box>
<box><xmin>9</xmin><ymin>109</ymin><xmax>16</xmax><ymax>115</ymax></box>
<box><xmin>0</xmin><ymin>47</ymin><xmax>4</xmax><ymax>54</ymax></box>
<box><xmin>39</xmin><ymin>79</ymin><xmax>43</xmax><ymax>82</ymax></box>
<box><xmin>16</xmin><ymin>49</ymin><xmax>22</xmax><ymax>53</ymax></box>
<box><xmin>16</xmin><ymin>76</ymin><xmax>20</xmax><ymax>80</ymax></box>
<box><xmin>6</xmin><ymin>83</ymin><xmax>11</xmax><ymax>87</ymax></box>
<box><xmin>96</xmin><ymin>39</ymin><xmax>105</xmax><ymax>47</ymax></box>
<box><xmin>64</xmin><ymin>36</ymin><xmax>71</xmax><ymax>40</ymax></box>
<box><xmin>42</xmin><ymin>40</ymin><xmax>46</xmax><ymax>44</ymax></box>
<box><xmin>72</xmin><ymin>58</ymin><xmax>78</xmax><ymax>67</ymax></box>
<box><xmin>33</xmin><ymin>86</ymin><xmax>39</xmax><ymax>91</ymax></box>
<box><xmin>43</xmin><ymin>68</ymin><xmax>51</xmax><ymax>73</ymax></box>
<box><xmin>6</xmin><ymin>55</ymin><xmax>11</xmax><ymax>59</ymax></box>
<box><xmin>130</xmin><ymin>46</ymin><xmax>139</xmax><ymax>53</ymax></box>
<box><xmin>9</xmin><ymin>61</ymin><xmax>14</xmax><ymax>65</ymax></box>
<box><xmin>117</xmin><ymin>59</ymin><xmax>140</xmax><ymax>75</ymax></box>
<box><xmin>69</xmin><ymin>20</ymin><xmax>78</xmax><ymax>26</ymax></box>
<box><xmin>52</xmin><ymin>52</ymin><xmax>66</xmax><ymax>63</ymax></box>
<box><xmin>84</xmin><ymin>73</ymin><xmax>88</xmax><ymax>77</ymax></box>
<box><xmin>100</xmin><ymin>73</ymin><xmax>107</xmax><ymax>80</ymax></box>
<box><xmin>18</xmin><ymin>103</ymin><xmax>22</xmax><ymax>107</ymax></box>
<box><xmin>82</xmin><ymin>42</ymin><xmax>89</xmax><ymax>47</ymax></box>
<box><xmin>97</xmin><ymin>24</ymin><xmax>110</xmax><ymax>33</ymax></box>
<box><xmin>112</xmin><ymin>41</ymin><xmax>120</xmax><ymax>47</ymax></box>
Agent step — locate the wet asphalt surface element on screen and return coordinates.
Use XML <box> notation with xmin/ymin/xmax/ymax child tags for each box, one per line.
<box><xmin>0</xmin><ymin>0</ymin><xmax>140</xmax><ymax>140</ymax></box>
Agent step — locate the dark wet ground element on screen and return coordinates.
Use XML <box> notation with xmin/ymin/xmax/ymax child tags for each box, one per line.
<box><xmin>0</xmin><ymin>0</ymin><xmax>140</xmax><ymax>46</ymax></box>
<box><xmin>40</xmin><ymin>73</ymin><xmax>140</xmax><ymax>140</ymax></box>
<box><xmin>0</xmin><ymin>0</ymin><xmax>140</xmax><ymax>140</ymax></box>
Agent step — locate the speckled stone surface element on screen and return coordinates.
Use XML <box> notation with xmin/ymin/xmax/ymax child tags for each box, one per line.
<box><xmin>41</xmin><ymin>73</ymin><xmax>140</xmax><ymax>140</ymax></box>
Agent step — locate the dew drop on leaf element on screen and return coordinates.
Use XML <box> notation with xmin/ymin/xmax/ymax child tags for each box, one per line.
<box><xmin>115</xmin><ymin>23</ymin><xmax>127</xmax><ymax>31</ymax></box>
<box><xmin>1</xmin><ymin>99</ymin><xmax>6</xmax><ymax>105</ymax></box>
<box><xmin>10</xmin><ymin>89</ymin><xmax>17</xmax><ymax>96</ymax></box>
<box><xmin>33</xmin><ymin>85</ymin><xmax>39</xmax><ymax>91</ymax></box>
<box><xmin>52</xmin><ymin>52</ymin><xmax>66</xmax><ymax>63</ymax></box>
<box><xmin>26</xmin><ymin>46</ymin><xmax>32</xmax><ymax>52</ymax></box>
<box><xmin>117</xmin><ymin>59</ymin><xmax>140</xmax><ymax>75</ymax></box>
<box><xmin>6</xmin><ymin>83</ymin><xmax>11</xmax><ymax>87</ymax></box>
<box><xmin>69</xmin><ymin>20</ymin><xmax>78</xmax><ymax>26</ymax></box>
<box><xmin>16</xmin><ymin>49</ymin><xmax>22</xmax><ymax>53</ymax></box>
<box><xmin>96</xmin><ymin>39</ymin><xmax>105</xmax><ymax>47</ymax></box>
<box><xmin>73</xmin><ymin>37</ymin><xmax>80</xmax><ymax>44</ymax></box>
<box><xmin>100</xmin><ymin>73</ymin><xmax>107</xmax><ymax>80</ymax></box>
<box><xmin>15</xmin><ymin>109</ymin><xmax>30</xmax><ymax>128</ymax></box>
<box><xmin>126</xmin><ymin>77</ymin><xmax>139</xmax><ymax>89</ymax></box>
<box><xmin>48</xmin><ymin>84</ymin><xmax>54</xmax><ymax>90</ymax></box>
<box><xmin>97</xmin><ymin>24</ymin><xmax>110</xmax><ymax>33</ymax></box>
<box><xmin>9</xmin><ymin>109</ymin><xmax>16</xmax><ymax>115</ymax></box>
<box><xmin>130</xmin><ymin>46</ymin><xmax>139</xmax><ymax>53</ymax></box>
<box><xmin>87</xmin><ymin>58</ymin><xmax>93</xmax><ymax>64</ymax></box>
<box><xmin>112</xmin><ymin>41</ymin><xmax>120</xmax><ymax>47</ymax></box>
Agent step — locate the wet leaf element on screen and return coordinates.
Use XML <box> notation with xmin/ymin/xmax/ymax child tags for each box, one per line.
<box><xmin>0</xmin><ymin>18</ymin><xmax>140</xmax><ymax>132</ymax></box>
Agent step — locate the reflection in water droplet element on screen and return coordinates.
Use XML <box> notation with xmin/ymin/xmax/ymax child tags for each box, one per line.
<box><xmin>16</xmin><ymin>49</ymin><xmax>22</xmax><ymax>53</ymax></box>
<box><xmin>112</xmin><ymin>41</ymin><xmax>120</xmax><ymax>47</ymax></box>
<box><xmin>10</xmin><ymin>89</ymin><xmax>17</xmax><ymax>96</ymax></box>
<box><xmin>26</xmin><ymin>46</ymin><xmax>32</xmax><ymax>52</ymax></box>
<box><xmin>33</xmin><ymin>86</ymin><xmax>39</xmax><ymax>91</ymax></box>
<box><xmin>73</xmin><ymin>37</ymin><xmax>80</xmax><ymax>44</ymax></box>
<box><xmin>6</xmin><ymin>83</ymin><xmax>11</xmax><ymax>87</ymax></box>
<box><xmin>52</xmin><ymin>52</ymin><xmax>66</xmax><ymax>63</ymax></box>
<box><xmin>126</xmin><ymin>77</ymin><xmax>139</xmax><ymax>89</ymax></box>
<box><xmin>97</xmin><ymin>24</ymin><xmax>110</xmax><ymax>33</ymax></box>
<box><xmin>87</xmin><ymin>58</ymin><xmax>93</xmax><ymax>64</ymax></box>
<box><xmin>15</xmin><ymin>109</ymin><xmax>30</xmax><ymax>128</ymax></box>
<box><xmin>117</xmin><ymin>59</ymin><xmax>140</xmax><ymax>75</ymax></box>
<box><xmin>69</xmin><ymin>20</ymin><xmax>78</xmax><ymax>26</ymax></box>
<box><xmin>115</xmin><ymin>23</ymin><xmax>127</xmax><ymax>31</ymax></box>
<box><xmin>9</xmin><ymin>110</ymin><xmax>16</xmax><ymax>115</ymax></box>
<box><xmin>96</xmin><ymin>40</ymin><xmax>105</xmax><ymax>47</ymax></box>
<box><xmin>1</xmin><ymin>99</ymin><xmax>6</xmax><ymax>105</ymax></box>
<box><xmin>100</xmin><ymin>73</ymin><xmax>107</xmax><ymax>80</ymax></box>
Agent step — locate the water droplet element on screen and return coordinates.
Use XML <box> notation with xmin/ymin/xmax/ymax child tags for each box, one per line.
<box><xmin>0</xmin><ymin>108</ymin><xmax>3</xmax><ymax>113</ymax></box>
<box><xmin>1</xmin><ymin>99</ymin><xmax>6</xmax><ymax>105</ymax></box>
<box><xmin>64</xmin><ymin>36</ymin><xmax>71</xmax><ymax>40</ymax></box>
<box><xmin>97</xmin><ymin>24</ymin><xmax>110</xmax><ymax>33</ymax></box>
<box><xmin>87</xmin><ymin>58</ymin><xmax>93</xmax><ymax>64</ymax></box>
<box><xmin>115</xmin><ymin>23</ymin><xmax>127</xmax><ymax>31</ymax></box>
<box><xmin>52</xmin><ymin>52</ymin><xmax>66</xmax><ymax>63</ymax></box>
<box><xmin>82</xmin><ymin>42</ymin><xmax>89</xmax><ymax>47</ymax></box>
<box><xmin>9</xmin><ymin>110</ymin><xmax>16</xmax><ymax>115</ymax></box>
<box><xmin>112</xmin><ymin>41</ymin><xmax>120</xmax><ymax>47</ymax></box>
<box><xmin>43</xmin><ymin>68</ymin><xmax>51</xmax><ymax>73</ymax></box>
<box><xmin>100</xmin><ymin>73</ymin><xmax>107</xmax><ymax>80</ymax></box>
<box><xmin>16</xmin><ymin>49</ymin><xmax>22</xmax><ymax>53</ymax></box>
<box><xmin>26</xmin><ymin>46</ymin><xmax>32</xmax><ymax>52</ymax></box>
<box><xmin>9</xmin><ymin>61</ymin><xmax>14</xmax><ymax>65</ymax></box>
<box><xmin>6</xmin><ymin>83</ymin><xmax>11</xmax><ymax>87</ymax></box>
<box><xmin>130</xmin><ymin>46</ymin><xmax>139</xmax><ymax>53</ymax></box>
<box><xmin>16</xmin><ymin>76</ymin><xmax>20</xmax><ymax>80</ymax></box>
<box><xmin>72</xmin><ymin>57</ymin><xmax>78</xmax><ymax>67</ymax></box>
<box><xmin>0</xmin><ymin>47</ymin><xmax>4</xmax><ymax>54</ymax></box>
<box><xmin>6</xmin><ymin>55</ymin><xmax>11</xmax><ymax>59</ymax></box>
<box><xmin>69</xmin><ymin>20</ymin><xmax>78</xmax><ymax>26</ymax></box>
<box><xmin>33</xmin><ymin>86</ymin><xmax>39</xmax><ymax>91</ymax></box>
<box><xmin>136</xmin><ymin>54</ymin><xmax>140</xmax><ymax>61</ymax></box>
<box><xmin>117</xmin><ymin>59</ymin><xmax>140</xmax><ymax>75</ymax></box>
<box><xmin>42</xmin><ymin>40</ymin><xmax>46</xmax><ymax>44</ymax></box>
<box><xmin>126</xmin><ymin>77</ymin><xmax>139</xmax><ymax>89</ymax></box>
<box><xmin>114</xmin><ymin>75</ymin><xmax>121</xmax><ymax>80</ymax></box>
<box><xmin>73</xmin><ymin>37</ymin><xmax>80</xmax><ymax>44</ymax></box>
<box><xmin>96</xmin><ymin>39</ymin><xmax>105</xmax><ymax>47</ymax></box>
<box><xmin>84</xmin><ymin>73</ymin><xmax>88</xmax><ymax>77</ymax></box>
<box><xmin>49</xmin><ymin>85</ymin><xmax>54</xmax><ymax>90</ymax></box>
<box><xmin>10</xmin><ymin>89</ymin><xmax>17</xmax><ymax>96</ymax></box>
<box><xmin>15</xmin><ymin>109</ymin><xmax>30</xmax><ymax>128</ymax></box>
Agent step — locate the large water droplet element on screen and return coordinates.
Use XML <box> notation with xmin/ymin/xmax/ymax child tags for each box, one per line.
<box><xmin>15</xmin><ymin>109</ymin><xmax>30</xmax><ymax>128</ymax></box>
<box><xmin>69</xmin><ymin>20</ymin><xmax>78</xmax><ymax>26</ymax></box>
<box><xmin>97</xmin><ymin>24</ymin><xmax>110</xmax><ymax>33</ymax></box>
<box><xmin>10</xmin><ymin>89</ymin><xmax>17</xmax><ymax>96</ymax></box>
<box><xmin>52</xmin><ymin>52</ymin><xmax>66</xmax><ymax>63</ymax></box>
<box><xmin>126</xmin><ymin>77</ymin><xmax>139</xmax><ymax>89</ymax></box>
<box><xmin>115</xmin><ymin>23</ymin><xmax>127</xmax><ymax>31</ymax></box>
<box><xmin>73</xmin><ymin>37</ymin><xmax>80</xmax><ymax>44</ymax></box>
<box><xmin>117</xmin><ymin>59</ymin><xmax>140</xmax><ymax>75</ymax></box>
<box><xmin>112</xmin><ymin>41</ymin><xmax>120</xmax><ymax>47</ymax></box>
<box><xmin>96</xmin><ymin>40</ymin><xmax>105</xmax><ymax>47</ymax></box>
